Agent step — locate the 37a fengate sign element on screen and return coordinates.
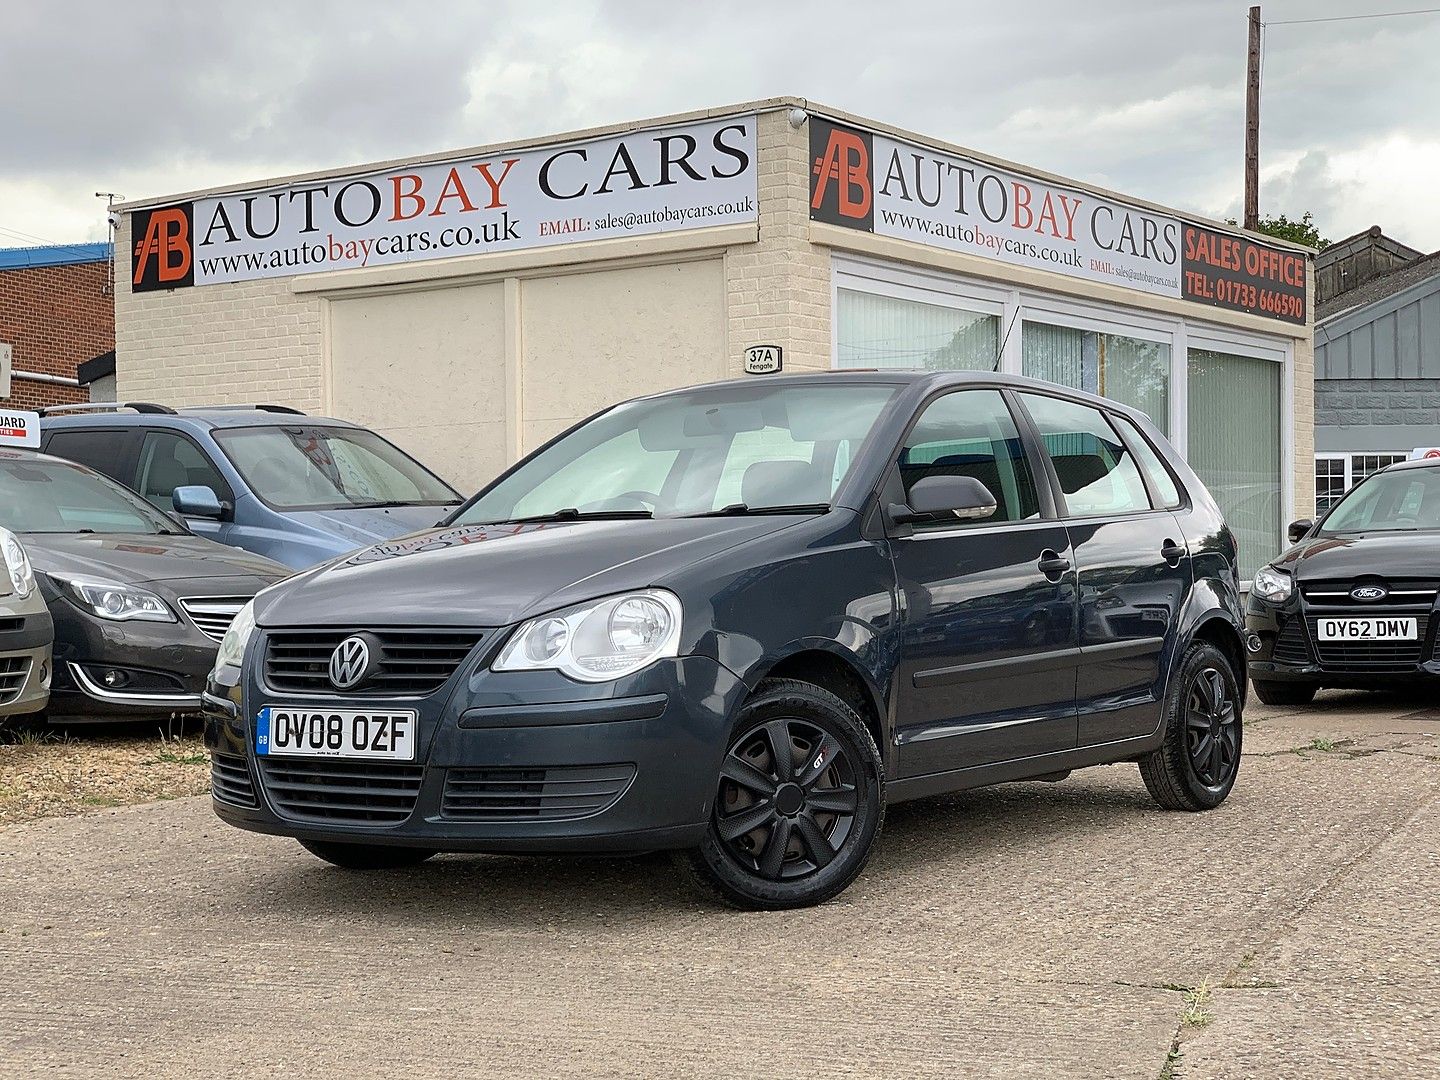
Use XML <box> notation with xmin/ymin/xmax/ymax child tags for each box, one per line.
<box><xmin>131</xmin><ymin>116</ymin><xmax>758</xmax><ymax>291</ymax></box>
<box><xmin>808</xmin><ymin>116</ymin><xmax>1306</xmax><ymax>325</ymax></box>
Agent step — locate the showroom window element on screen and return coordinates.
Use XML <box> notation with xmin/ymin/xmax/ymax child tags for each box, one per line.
<box><xmin>1022</xmin><ymin>323</ymin><xmax>1170</xmax><ymax>435</ymax></box>
<box><xmin>1187</xmin><ymin>348</ymin><xmax>1282</xmax><ymax>577</ymax></box>
<box><xmin>835</xmin><ymin>288</ymin><xmax>999</xmax><ymax>371</ymax></box>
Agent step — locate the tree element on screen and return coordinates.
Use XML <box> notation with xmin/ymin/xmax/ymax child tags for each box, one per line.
<box><xmin>1227</xmin><ymin>211</ymin><xmax>1330</xmax><ymax>249</ymax></box>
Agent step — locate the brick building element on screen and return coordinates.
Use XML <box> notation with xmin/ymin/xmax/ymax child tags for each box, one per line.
<box><xmin>0</xmin><ymin>243</ymin><xmax>114</xmax><ymax>410</ymax></box>
<box><xmin>113</xmin><ymin>97</ymin><xmax>1313</xmax><ymax>574</ymax></box>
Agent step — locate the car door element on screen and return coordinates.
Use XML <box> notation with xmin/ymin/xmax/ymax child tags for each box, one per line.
<box><xmin>134</xmin><ymin>429</ymin><xmax>235</xmax><ymax>543</ymax></box>
<box><xmin>1016</xmin><ymin>393</ymin><xmax>1192</xmax><ymax>746</ymax></box>
<box><xmin>887</xmin><ymin>387</ymin><xmax>1080</xmax><ymax>778</ymax></box>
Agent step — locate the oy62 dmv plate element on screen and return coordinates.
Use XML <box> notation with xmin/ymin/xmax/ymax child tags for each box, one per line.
<box><xmin>255</xmin><ymin>706</ymin><xmax>417</xmax><ymax>760</ymax></box>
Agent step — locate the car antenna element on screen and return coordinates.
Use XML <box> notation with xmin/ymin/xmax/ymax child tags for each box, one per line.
<box><xmin>992</xmin><ymin>307</ymin><xmax>1020</xmax><ymax>372</ymax></box>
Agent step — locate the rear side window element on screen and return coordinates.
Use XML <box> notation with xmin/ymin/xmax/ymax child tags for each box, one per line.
<box><xmin>41</xmin><ymin>428</ymin><xmax>138</xmax><ymax>486</ymax></box>
<box><xmin>1114</xmin><ymin>415</ymin><xmax>1182</xmax><ymax>509</ymax></box>
<box><xmin>899</xmin><ymin>389</ymin><xmax>1040</xmax><ymax>526</ymax></box>
<box><xmin>1019</xmin><ymin>393</ymin><xmax>1151</xmax><ymax>517</ymax></box>
<box><xmin>137</xmin><ymin>431</ymin><xmax>230</xmax><ymax>510</ymax></box>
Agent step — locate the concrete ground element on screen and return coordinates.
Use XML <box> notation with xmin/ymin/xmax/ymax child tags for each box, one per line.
<box><xmin>2</xmin><ymin>690</ymin><xmax>1437</xmax><ymax>1079</ymax></box>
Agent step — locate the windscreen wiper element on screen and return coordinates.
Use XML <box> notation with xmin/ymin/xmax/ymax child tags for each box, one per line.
<box><xmin>693</xmin><ymin>503</ymin><xmax>831</xmax><ymax>517</ymax></box>
<box><xmin>499</xmin><ymin>507</ymin><xmax>655</xmax><ymax>525</ymax></box>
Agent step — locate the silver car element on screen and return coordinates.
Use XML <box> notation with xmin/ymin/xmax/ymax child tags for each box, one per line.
<box><xmin>1</xmin><ymin>525</ymin><xmax>52</xmax><ymax>718</ymax></box>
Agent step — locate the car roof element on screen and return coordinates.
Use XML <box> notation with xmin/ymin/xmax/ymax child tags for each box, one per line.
<box><xmin>40</xmin><ymin>408</ymin><xmax>357</xmax><ymax>431</ymax></box>
<box><xmin>631</xmin><ymin>370</ymin><xmax>1155</xmax><ymax>422</ymax></box>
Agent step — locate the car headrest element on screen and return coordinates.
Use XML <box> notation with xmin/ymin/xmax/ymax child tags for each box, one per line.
<box><xmin>741</xmin><ymin>459</ymin><xmax>827</xmax><ymax>508</ymax></box>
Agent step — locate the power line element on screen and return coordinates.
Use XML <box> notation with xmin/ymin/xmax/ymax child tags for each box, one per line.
<box><xmin>1265</xmin><ymin>7</ymin><xmax>1440</xmax><ymax>26</ymax></box>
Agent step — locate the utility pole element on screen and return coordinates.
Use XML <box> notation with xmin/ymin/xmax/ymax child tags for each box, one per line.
<box><xmin>1244</xmin><ymin>5</ymin><xmax>1261</xmax><ymax>230</ymax></box>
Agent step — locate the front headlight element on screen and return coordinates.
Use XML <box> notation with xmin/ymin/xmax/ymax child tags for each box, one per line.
<box><xmin>214</xmin><ymin>598</ymin><xmax>257</xmax><ymax>672</ymax></box>
<box><xmin>0</xmin><ymin>527</ymin><xmax>35</xmax><ymax>600</ymax></box>
<box><xmin>62</xmin><ymin>577</ymin><xmax>175</xmax><ymax>622</ymax></box>
<box><xmin>493</xmin><ymin>589</ymin><xmax>683</xmax><ymax>682</ymax></box>
<box><xmin>1252</xmin><ymin>566</ymin><xmax>1293</xmax><ymax>603</ymax></box>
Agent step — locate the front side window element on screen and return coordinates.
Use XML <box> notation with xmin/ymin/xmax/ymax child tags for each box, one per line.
<box><xmin>898</xmin><ymin>389</ymin><xmax>1040</xmax><ymax>525</ymax></box>
<box><xmin>457</xmin><ymin>383</ymin><xmax>898</xmax><ymax>523</ymax></box>
<box><xmin>212</xmin><ymin>425</ymin><xmax>460</xmax><ymax>511</ymax></box>
<box><xmin>1320</xmin><ymin>467</ymin><xmax>1440</xmax><ymax>534</ymax></box>
<box><xmin>1019</xmin><ymin>393</ymin><xmax>1151</xmax><ymax>517</ymax></box>
<box><xmin>137</xmin><ymin>431</ymin><xmax>229</xmax><ymax>510</ymax></box>
<box><xmin>0</xmin><ymin>457</ymin><xmax>180</xmax><ymax>535</ymax></box>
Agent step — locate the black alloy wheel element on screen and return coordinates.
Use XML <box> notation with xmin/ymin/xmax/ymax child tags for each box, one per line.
<box><xmin>680</xmin><ymin>679</ymin><xmax>884</xmax><ymax>909</ymax></box>
<box><xmin>1140</xmin><ymin>640</ymin><xmax>1243</xmax><ymax>811</ymax></box>
<box><xmin>1186</xmin><ymin>666</ymin><xmax>1239</xmax><ymax>787</ymax></box>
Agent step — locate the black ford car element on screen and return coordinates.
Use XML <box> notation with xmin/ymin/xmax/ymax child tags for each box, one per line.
<box><xmin>205</xmin><ymin>373</ymin><xmax>1246</xmax><ymax>909</ymax></box>
<box><xmin>1247</xmin><ymin>456</ymin><xmax>1440</xmax><ymax>704</ymax></box>
<box><xmin>0</xmin><ymin>449</ymin><xmax>288</xmax><ymax>719</ymax></box>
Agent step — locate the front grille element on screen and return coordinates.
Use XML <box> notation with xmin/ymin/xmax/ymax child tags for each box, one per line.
<box><xmin>1300</xmin><ymin>579</ymin><xmax>1440</xmax><ymax>608</ymax></box>
<box><xmin>259</xmin><ymin>757</ymin><xmax>424</xmax><ymax>824</ymax></box>
<box><xmin>1271</xmin><ymin>617</ymin><xmax>1310</xmax><ymax>664</ymax></box>
<box><xmin>1308</xmin><ymin>614</ymin><xmax>1430</xmax><ymax>671</ymax></box>
<box><xmin>210</xmin><ymin>752</ymin><xmax>257</xmax><ymax>807</ymax></box>
<box><xmin>0</xmin><ymin>656</ymin><xmax>30</xmax><ymax>705</ymax></box>
<box><xmin>263</xmin><ymin>630</ymin><xmax>484</xmax><ymax>695</ymax></box>
<box><xmin>179</xmin><ymin>598</ymin><xmax>247</xmax><ymax>643</ymax></box>
<box><xmin>441</xmin><ymin>764</ymin><xmax>636</xmax><ymax>822</ymax></box>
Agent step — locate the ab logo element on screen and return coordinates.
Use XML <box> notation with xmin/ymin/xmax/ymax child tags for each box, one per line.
<box><xmin>131</xmin><ymin>204</ymin><xmax>195</xmax><ymax>291</ymax></box>
<box><xmin>809</xmin><ymin>119</ymin><xmax>873</xmax><ymax>231</ymax></box>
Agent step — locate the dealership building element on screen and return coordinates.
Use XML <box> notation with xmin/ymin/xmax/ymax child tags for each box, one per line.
<box><xmin>114</xmin><ymin>97</ymin><xmax>1314</xmax><ymax>574</ymax></box>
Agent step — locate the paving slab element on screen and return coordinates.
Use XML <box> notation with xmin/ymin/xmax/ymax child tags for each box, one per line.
<box><xmin>2</xmin><ymin>693</ymin><xmax>1437</xmax><ymax>1078</ymax></box>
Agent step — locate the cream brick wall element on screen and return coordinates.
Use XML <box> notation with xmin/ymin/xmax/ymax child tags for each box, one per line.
<box><xmin>114</xmin><ymin>213</ymin><xmax>327</xmax><ymax>411</ymax></box>
<box><xmin>723</xmin><ymin>110</ymin><xmax>831</xmax><ymax>374</ymax></box>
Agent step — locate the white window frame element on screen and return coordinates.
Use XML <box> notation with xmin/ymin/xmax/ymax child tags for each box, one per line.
<box><xmin>1314</xmin><ymin>451</ymin><xmax>1410</xmax><ymax>514</ymax></box>
<box><xmin>831</xmin><ymin>253</ymin><xmax>1297</xmax><ymax>555</ymax></box>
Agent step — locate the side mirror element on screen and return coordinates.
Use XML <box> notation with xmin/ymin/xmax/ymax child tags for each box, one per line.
<box><xmin>890</xmin><ymin>475</ymin><xmax>998</xmax><ymax>525</ymax></box>
<box><xmin>173</xmin><ymin>484</ymin><xmax>225</xmax><ymax>519</ymax></box>
<box><xmin>1287</xmin><ymin>518</ymin><xmax>1315</xmax><ymax>544</ymax></box>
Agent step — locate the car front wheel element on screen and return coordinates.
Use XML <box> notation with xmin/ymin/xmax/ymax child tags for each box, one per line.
<box><xmin>298</xmin><ymin>840</ymin><xmax>438</xmax><ymax>870</ymax></box>
<box><xmin>1251</xmin><ymin>678</ymin><xmax>1317</xmax><ymax>706</ymax></box>
<box><xmin>1140</xmin><ymin>642</ymin><xmax>1243</xmax><ymax>811</ymax></box>
<box><xmin>679</xmin><ymin>678</ymin><xmax>885</xmax><ymax>910</ymax></box>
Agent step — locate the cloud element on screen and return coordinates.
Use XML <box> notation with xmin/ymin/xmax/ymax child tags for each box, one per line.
<box><xmin>2</xmin><ymin>0</ymin><xmax>1438</xmax><ymax>248</ymax></box>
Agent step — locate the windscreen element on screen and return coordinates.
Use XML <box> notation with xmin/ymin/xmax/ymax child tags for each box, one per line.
<box><xmin>0</xmin><ymin>456</ymin><xmax>181</xmax><ymax>534</ymax></box>
<box><xmin>454</xmin><ymin>383</ymin><xmax>898</xmax><ymax>524</ymax></box>
<box><xmin>212</xmin><ymin>426</ymin><xmax>460</xmax><ymax>511</ymax></box>
<box><xmin>1320</xmin><ymin>466</ymin><xmax>1440</xmax><ymax>534</ymax></box>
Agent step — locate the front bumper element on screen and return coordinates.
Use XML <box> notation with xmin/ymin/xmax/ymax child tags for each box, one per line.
<box><xmin>204</xmin><ymin>652</ymin><xmax>748</xmax><ymax>854</ymax></box>
<box><xmin>0</xmin><ymin>606</ymin><xmax>53</xmax><ymax>717</ymax></box>
<box><xmin>1246</xmin><ymin>592</ymin><xmax>1440</xmax><ymax>685</ymax></box>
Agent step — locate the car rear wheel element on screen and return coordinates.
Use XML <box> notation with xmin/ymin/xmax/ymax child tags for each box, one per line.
<box><xmin>298</xmin><ymin>840</ymin><xmax>437</xmax><ymax>870</ymax></box>
<box><xmin>1251</xmin><ymin>678</ymin><xmax>1317</xmax><ymax>706</ymax></box>
<box><xmin>679</xmin><ymin>679</ymin><xmax>884</xmax><ymax>910</ymax></box>
<box><xmin>1140</xmin><ymin>642</ymin><xmax>1243</xmax><ymax>811</ymax></box>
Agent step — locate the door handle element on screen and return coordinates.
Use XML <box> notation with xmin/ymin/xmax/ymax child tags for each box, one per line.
<box><xmin>1037</xmin><ymin>550</ymin><xmax>1071</xmax><ymax>577</ymax></box>
<box><xmin>1161</xmin><ymin>539</ymin><xmax>1186</xmax><ymax>564</ymax></box>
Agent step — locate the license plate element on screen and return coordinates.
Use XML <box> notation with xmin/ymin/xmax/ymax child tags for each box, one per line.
<box><xmin>1316</xmin><ymin>617</ymin><xmax>1417</xmax><ymax>642</ymax></box>
<box><xmin>255</xmin><ymin>706</ymin><xmax>417</xmax><ymax>760</ymax></box>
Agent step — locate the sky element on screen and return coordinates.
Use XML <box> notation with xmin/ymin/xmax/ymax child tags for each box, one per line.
<box><xmin>3</xmin><ymin>0</ymin><xmax>1439</xmax><ymax>251</ymax></box>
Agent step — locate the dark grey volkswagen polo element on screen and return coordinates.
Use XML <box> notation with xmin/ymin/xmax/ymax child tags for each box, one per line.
<box><xmin>205</xmin><ymin>372</ymin><xmax>1246</xmax><ymax>909</ymax></box>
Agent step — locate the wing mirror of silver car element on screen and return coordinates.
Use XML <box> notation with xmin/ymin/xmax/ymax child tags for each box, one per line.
<box><xmin>889</xmin><ymin>475</ymin><xmax>998</xmax><ymax>525</ymax></box>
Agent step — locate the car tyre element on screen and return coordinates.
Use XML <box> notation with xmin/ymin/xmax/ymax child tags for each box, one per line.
<box><xmin>1140</xmin><ymin>642</ymin><xmax>1243</xmax><ymax>812</ymax></box>
<box><xmin>298</xmin><ymin>840</ymin><xmax>438</xmax><ymax>870</ymax></box>
<box><xmin>678</xmin><ymin>678</ymin><xmax>885</xmax><ymax>910</ymax></box>
<box><xmin>1251</xmin><ymin>678</ymin><xmax>1317</xmax><ymax>706</ymax></box>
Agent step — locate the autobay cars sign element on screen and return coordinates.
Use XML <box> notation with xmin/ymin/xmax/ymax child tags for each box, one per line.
<box><xmin>131</xmin><ymin>116</ymin><xmax>758</xmax><ymax>291</ymax></box>
<box><xmin>808</xmin><ymin>116</ymin><xmax>1306</xmax><ymax>325</ymax></box>
<box><xmin>0</xmin><ymin>409</ymin><xmax>41</xmax><ymax>449</ymax></box>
